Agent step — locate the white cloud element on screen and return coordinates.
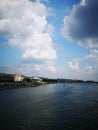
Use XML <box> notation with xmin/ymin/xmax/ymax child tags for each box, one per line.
<box><xmin>72</xmin><ymin>49</ymin><xmax>98</xmax><ymax>63</ymax></box>
<box><xmin>67</xmin><ymin>48</ymin><xmax>98</xmax><ymax>80</ymax></box>
<box><xmin>68</xmin><ymin>61</ymin><xmax>80</xmax><ymax>72</ymax></box>
<box><xmin>0</xmin><ymin>0</ymin><xmax>57</xmax><ymax>77</ymax></box>
<box><xmin>80</xmin><ymin>0</ymin><xmax>86</xmax><ymax>6</ymax></box>
<box><xmin>85</xmin><ymin>66</ymin><xmax>92</xmax><ymax>73</ymax></box>
<box><xmin>78</xmin><ymin>38</ymin><xmax>98</xmax><ymax>48</ymax></box>
<box><xmin>61</xmin><ymin>0</ymin><xmax>98</xmax><ymax>48</ymax></box>
<box><xmin>0</xmin><ymin>0</ymin><xmax>57</xmax><ymax>75</ymax></box>
<box><xmin>35</xmin><ymin>64</ymin><xmax>41</xmax><ymax>72</ymax></box>
<box><xmin>0</xmin><ymin>62</ymin><xmax>57</xmax><ymax>77</ymax></box>
<box><xmin>83</xmin><ymin>49</ymin><xmax>98</xmax><ymax>62</ymax></box>
<box><xmin>91</xmin><ymin>49</ymin><xmax>98</xmax><ymax>55</ymax></box>
<box><xmin>20</xmin><ymin>32</ymin><xmax>57</xmax><ymax>61</ymax></box>
<box><xmin>46</xmin><ymin>24</ymin><xmax>55</xmax><ymax>36</ymax></box>
<box><xmin>67</xmin><ymin>61</ymin><xmax>94</xmax><ymax>80</ymax></box>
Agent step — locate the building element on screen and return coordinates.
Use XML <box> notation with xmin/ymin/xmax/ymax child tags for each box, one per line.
<box><xmin>30</xmin><ymin>77</ymin><xmax>42</xmax><ymax>83</ymax></box>
<box><xmin>0</xmin><ymin>73</ymin><xmax>24</xmax><ymax>82</ymax></box>
<box><xmin>13</xmin><ymin>74</ymin><xmax>24</xmax><ymax>82</ymax></box>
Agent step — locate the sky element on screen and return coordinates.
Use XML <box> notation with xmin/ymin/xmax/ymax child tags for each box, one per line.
<box><xmin>0</xmin><ymin>0</ymin><xmax>98</xmax><ymax>81</ymax></box>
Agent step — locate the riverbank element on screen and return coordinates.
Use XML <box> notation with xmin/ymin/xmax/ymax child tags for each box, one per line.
<box><xmin>0</xmin><ymin>82</ymin><xmax>48</xmax><ymax>90</ymax></box>
<box><xmin>0</xmin><ymin>81</ymin><xmax>98</xmax><ymax>90</ymax></box>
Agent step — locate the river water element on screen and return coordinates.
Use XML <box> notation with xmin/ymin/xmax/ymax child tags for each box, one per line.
<box><xmin>0</xmin><ymin>83</ymin><xmax>98</xmax><ymax>130</ymax></box>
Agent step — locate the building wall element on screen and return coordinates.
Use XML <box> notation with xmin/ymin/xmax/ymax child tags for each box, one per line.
<box><xmin>31</xmin><ymin>77</ymin><xmax>42</xmax><ymax>83</ymax></box>
<box><xmin>0</xmin><ymin>73</ymin><xmax>24</xmax><ymax>82</ymax></box>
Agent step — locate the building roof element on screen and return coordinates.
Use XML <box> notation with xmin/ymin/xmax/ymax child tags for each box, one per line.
<box><xmin>31</xmin><ymin>77</ymin><xmax>42</xmax><ymax>80</ymax></box>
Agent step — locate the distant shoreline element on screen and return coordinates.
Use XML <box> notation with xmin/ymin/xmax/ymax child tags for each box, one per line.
<box><xmin>0</xmin><ymin>81</ymin><xmax>98</xmax><ymax>90</ymax></box>
<box><xmin>0</xmin><ymin>82</ymin><xmax>43</xmax><ymax>90</ymax></box>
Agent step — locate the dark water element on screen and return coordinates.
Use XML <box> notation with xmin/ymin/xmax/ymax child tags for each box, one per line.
<box><xmin>0</xmin><ymin>83</ymin><xmax>98</xmax><ymax>130</ymax></box>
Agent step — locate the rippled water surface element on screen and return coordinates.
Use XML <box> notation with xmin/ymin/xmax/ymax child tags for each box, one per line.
<box><xmin>0</xmin><ymin>83</ymin><xmax>98</xmax><ymax>130</ymax></box>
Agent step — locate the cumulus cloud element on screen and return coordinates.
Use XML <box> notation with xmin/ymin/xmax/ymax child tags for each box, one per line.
<box><xmin>68</xmin><ymin>61</ymin><xmax>80</xmax><ymax>72</ymax></box>
<box><xmin>0</xmin><ymin>0</ymin><xmax>57</xmax><ymax>63</ymax></box>
<box><xmin>21</xmin><ymin>33</ymin><xmax>56</xmax><ymax>61</ymax></box>
<box><xmin>61</xmin><ymin>0</ymin><xmax>98</xmax><ymax>48</ymax></box>
<box><xmin>46</xmin><ymin>24</ymin><xmax>55</xmax><ymax>36</ymax></box>
<box><xmin>67</xmin><ymin>48</ymin><xmax>98</xmax><ymax>80</ymax></box>
<box><xmin>76</xmin><ymin>49</ymin><xmax>98</xmax><ymax>63</ymax></box>
<box><xmin>85</xmin><ymin>66</ymin><xmax>92</xmax><ymax>73</ymax></box>
<box><xmin>67</xmin><ymin>61</ymin><xmax>94</xmax><ymax>80</ymax></box>
<box><xmin>91</xmin><ymin>49</ymin><xmax>98</xmax><ymax>55</ymax></box>
<box><xmin>0</xmin><ymin>62</ymin><xmax>57</xmax><ymax>78</ymax></box>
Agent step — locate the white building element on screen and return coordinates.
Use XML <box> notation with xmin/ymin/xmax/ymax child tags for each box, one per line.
<box><xmin>30</xmin><ymin>77</ymin><xmax>42</xmax><ymax>83</ymax></box>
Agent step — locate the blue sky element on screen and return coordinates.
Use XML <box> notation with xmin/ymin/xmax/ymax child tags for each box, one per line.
<box><xmin>0</xmin><ymin>0</ymin><xmax>98</xmax><ymax>81</ymax></box>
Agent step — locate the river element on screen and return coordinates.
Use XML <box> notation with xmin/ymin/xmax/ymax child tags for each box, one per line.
<box><xmin>0</xmin><ymin>83</ymin><xmax>98</xmax><ymax>130</ymax></box>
